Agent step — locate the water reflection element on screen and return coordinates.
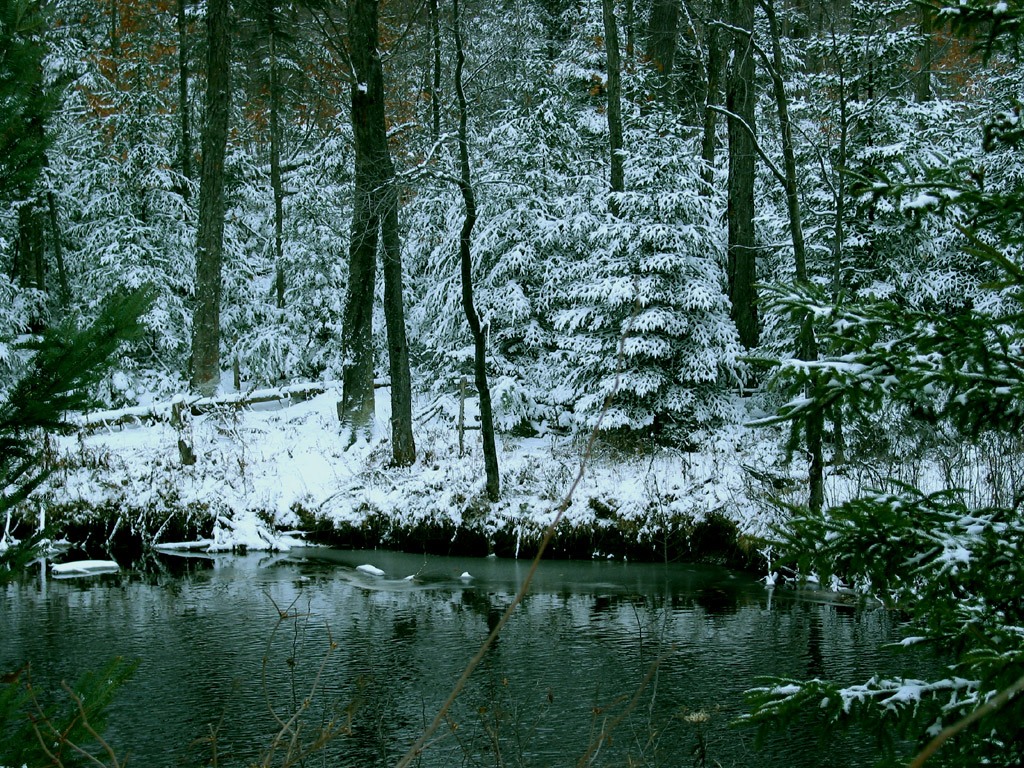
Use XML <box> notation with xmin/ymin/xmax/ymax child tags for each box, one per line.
<box><xmin>1</xmin><ymin>549</ymin><xmax>921</xmax><ymax>768</ymax></box>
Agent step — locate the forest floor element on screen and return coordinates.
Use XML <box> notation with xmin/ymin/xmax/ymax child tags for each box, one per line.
<box><xmin>20</xmin><ymin>382</ymin><xmax>941</xmax><ymax>574</ymax></box>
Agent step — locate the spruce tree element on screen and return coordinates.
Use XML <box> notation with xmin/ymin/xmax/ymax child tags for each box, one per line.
<box><xmin>745</xmin><ymin>2</ymin><xmax>1024</xmax><ymax>762</ymax></box>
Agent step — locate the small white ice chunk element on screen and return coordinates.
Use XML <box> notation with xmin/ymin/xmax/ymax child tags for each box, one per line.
<box><xmin>356</xmin><ymin>564</ymin><xmax>385</xmax><ymax>577</ymax></box>
<box><xmin>460</xmin><ymin>571</ymin><xmax>473</xmax><ymax>580</ymax></box>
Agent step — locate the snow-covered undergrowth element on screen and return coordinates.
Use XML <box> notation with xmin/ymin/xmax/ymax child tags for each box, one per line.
<box><xmin>13</xmin><ymin>385</ymin><xmax>1020</xmax><ymax>573</ymax></box>
<box><xmin>7</xmin><ymin>385</ymin><xmax>792</xmax><ymax>566</ymax></box>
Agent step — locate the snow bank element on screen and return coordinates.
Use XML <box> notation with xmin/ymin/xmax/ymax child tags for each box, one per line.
<box><xmin>25</xmin><ymin>386</ymin><xmax>814</xmax><ymax>564</ymax></box>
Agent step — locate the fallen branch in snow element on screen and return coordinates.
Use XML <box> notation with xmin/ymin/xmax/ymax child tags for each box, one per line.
<box><xmin>77</xmin><ymin>380</ymin><xmax>349</xmax><ymax>431</ymax></box>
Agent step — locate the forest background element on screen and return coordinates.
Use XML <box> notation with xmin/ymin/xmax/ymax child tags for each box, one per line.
<box><xmin>1</xmin><ymin>0</ymin><xmax>1023</xmax><ymax>555</ymax></box>
<box><xmin>4</xmin><ymin>0</ymin><xmax>1024</xmax><ymax>761</ymax></box>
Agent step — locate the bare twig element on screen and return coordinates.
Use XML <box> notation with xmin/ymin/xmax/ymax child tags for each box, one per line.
<box><xmin>576</xmin><ymin>651</ymin><xmax>671</xmax><ymax>768</ymax></box>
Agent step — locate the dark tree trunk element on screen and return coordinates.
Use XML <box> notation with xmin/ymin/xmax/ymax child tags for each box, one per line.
<box><xmin>269</xmin><ymin>25</ymin><xmax>285</xmax><ymax>310</ymax></box>
<box><xmin>830</xmin><ymin>24</ymin><xmax>848</xmax><ymax>466</ymax></box>
<box><xmin>46</xmin><ymin>190</ymin><xmax>69</xmax><ymax>307</ymax></box>
<box><xmin>16</xmin><ymin>203</ymin><xmax>45</xmax><ymax>292</ymax></box>
<box><xmin>177</xmin><ymin>0</ymin><xmax>192</xmax><ymax>196</ymax></box>
<box><xmin>109</xmin><ymin>0</ymin><xmax>120</xmax><ymax>58</ymax></box>
<box><xmin>765</xmin><ymin>0</ymin><xmax>821</xmax><ymax>512</ymax></box>
<box><xmin>190</xmin><ymin>0</ymin><xmax>231</xmax><ymax>395</ymax></box>
<box><xmin>603</xmin><ymin>0</ymin><xmax>624</xmax><ymax>211</ymax></box>
<box><xmin>700</xmin><ymin>0</ymin><xmax>723</xmax><ymax>191</ymax></box>
<box><xmin>646</xmin><ymin>0</ymin><xmax>680</xmax><ymax>81</ymax></box>
<box><xmin>726</xmin><ymin>0</ymin><xmax>758</xmax><ymax>350</ymax></box>
<box><xmin>454</xmin><ymin>0</ymin><xmax>499</xmax><ymax>500</ymax></box>
<box><xmin>624</xmin><ymin>0</ymin><xmax>635</xmax><ymax>59</ymax></box>
<box><xmin>429</xmin><ymin>0</ymin><xmax>441</xmax><ymax>143</ymax></box>
<box><xmin>339</xmin><ymin>0</ymin><xmax>416</xmax><ymax>465</ymax></box>
<box><xmin>915</xmin><ymin>5</ymin><xmax>932</xmax><ymax>103</ymax></box>
<box><xmin>381</xmin><ymin>182</ymin><xmax>416</xmax><ymax>466</ymax></box>
<box><xmin>338</xmin><ymin>177</ymin><xmax>378</xmax><ymax>434</ymax></box>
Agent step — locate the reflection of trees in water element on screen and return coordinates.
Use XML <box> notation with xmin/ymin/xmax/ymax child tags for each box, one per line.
<box><xmin>1</xmin><ymin>562</ymin><xmax>913</xmax><ymax>767</ymax></box>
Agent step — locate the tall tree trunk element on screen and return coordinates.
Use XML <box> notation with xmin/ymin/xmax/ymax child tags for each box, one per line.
<box><xmin>647</xmin><ymin>0</ymin><xmax>680</xmax><ymax>84</ymax></box>
<box><xmin>269</xmin><ymin>25</ymin><xmax>285</xmax><ymax>310</ymax></box>
<box><xmin>453</xmin><ymin>0</ymin><xmax>499</xmax><ymax>500</ymax></box>
<box><xmin>726</xmin><ymin>0</ymin><xmax>758</xmax><ymax>349</ymax></box>
<box><xmin>109</xmin><ymin>0</ymin><xmax>120</xmax><ymax>58</ymax></box>
<box><xmin>765</xmin><ymin>0</ymin><xmax>821</xmax><ymax>512</ymax></box>
<box><xmin>429</xmin><ymin>0</ymin><xmax>441</xmax><ymax>143</ymax></box>
<box><xmin>700</xmin><ymin>0</ymin><xmax>723</xmax><ymax>192</ymax></box>
<box><xmin>190</xmin><ymin>0</ymin><xmax>231</xmax><ymax>395</ymax></box>
<box><xmin>339</xmin><ymin>0</ymin><xmax>416</xmax><ymax>466</ymax></box>
<box><xmin>46</xmin><ymin>190</ymin><xmax>69</xmax><ymax>307</ymax></box>
<box><xmin>338</xmin><ymin>177</ymin><xmax>378</xmax><ymax>434</ymax></box>
<box><xmin>338</xmin><ymin>0</ymin><xmax>380</xmax><ymax>435</ymax></box>
<box><xmin>16</xmin><ymin>203</ymin><xmax>45</xmax><ymax>293</ymax></box>
<box><xmin>381</xmin><ymin>182</ymin><xmax>416</xmax><ymax>466</ymax></box>
<box><xmin>830</xmin><ymin>24</ymin><xmax>848</xmax><ymax>466</ymax></box>
<box><xmin>177</xmin><ymin>0</ymin><xmax>192</xmax><ymax>197</ymax></box>
<box><xmin>603</xmin><ymin>0</ymin><xmax>624</xmax><ymax>212</ymax></box>
<box><xmin>915</xmin><ymin>5</ymin><xmax>932</xmax><ymax>103</ymax></box>
<box><xmin>624</xmin><ymin>0</ymin><xmax>635</xmax><ymax>59</ymax></box>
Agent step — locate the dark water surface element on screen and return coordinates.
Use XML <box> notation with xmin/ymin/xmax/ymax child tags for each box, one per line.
<box><xmin>2</xmin><ymin>548</ymin><xmax>920</xmax><ymax>767</ymax></box>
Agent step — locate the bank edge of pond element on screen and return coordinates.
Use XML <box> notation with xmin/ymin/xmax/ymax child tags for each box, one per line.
<box><xmin>35</xmin><ymin>496</ymin><xmax>765</xmax><ymax>572</ymax></box>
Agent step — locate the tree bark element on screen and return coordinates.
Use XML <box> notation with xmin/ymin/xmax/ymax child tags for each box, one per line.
<box><xmin>339</xmin><ymin>0</ymin><xmax>416</xmax><ymax>465</ymax></box>
<box><xmin>269</xmin><ymin>23</ymin><xmax>285</xmax><ymax>310</ymax></box>
<box><xmin>190</xmin><ymin>0</ymin><xmax>231</xmax><ymax>395</ymax></box>
<box><xmin>726</xmin><ymin>0</ymin><xmax>758</xmax><ymax>350</ymax></box>
<box><xmin>16</xmin><ymin>203</ymin><xmax>45</xmax><ymax>293</ymax></box>
<box><xmin>454</xmin><ymin>0</ymin><xmax>499</xmax><ymax>500</ymax></box>
<box><xmin>429</xmin><ymin>0</ymin><xmax>441</xmax><ymax>143</ymax></box>
<box><xmin>46</xmin><ymin>190</ymin><xmax>69</xmax><ymax>307</ymax></box>
<box><xmin>830</xmin><ymin>24</ymin><xmax>848</xmax><ymax>466</ymax></box>
<box><xmin>700</xmin><ymin>0</ymin><xmax>723</xmax><ymax>192</ymax></box>
<box><xmin>177</xmin><ymin>0</ymin><xmax>192</xmax><ymax>197</ymax></box>
<box><xmin>646</xmin><ymin>0</ymin><xmax>680</xmax><ymax>81</ymax></box>
<box><xmin>381</xmin><ymin>182</ymin><xmax>416</xmax><ymax>466</ymax></box>
<box><xmin>915</xmin><ymin>5</ymin><xmax>932</xmax><ymax>103</ymax></box>
<box><xmin>602</xmin><ymin>0</ymin><xmax>625</xmax><ymax>212</ymax></box>
<box><xmin>765</xmin><ymin>0</ymin><xmax>822</xmax><ymax>511</ymax></box>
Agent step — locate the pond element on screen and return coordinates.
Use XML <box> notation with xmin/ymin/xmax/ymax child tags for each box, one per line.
<box><xmin>1</xmin><ymin>548</ymin><xmax>920</xmax><ymax>767</ymax></box>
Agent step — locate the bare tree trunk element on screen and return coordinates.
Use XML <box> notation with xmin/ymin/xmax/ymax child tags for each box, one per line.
<box><xmin>602</xmin><ymin>0</ymin><xmax>624</xmax><ymax>212</ymax></box>
<box><xmin>726</xmin><ymin>0</ymin><xmax>758</xmax><ymax>350</ymax></box>
<box><xmin>830</xmin><ymin>23</ymin><xmax>848</xmax><ymax>466</ymax></box>
<box><xmin>269</xmin><ymin>25</ymin><xmax>285</xmax><ymax>310</ymax></box>
<box><xmin>764</xmin><ymin>0</ymin><xmax>822</xmax><ymax>512</ymax></box>
<box><xmin>177</xmin><ymin>0</ymin><xmax>192</xmax><ymax>197</ymax></box>
<box><xmin>381</xmin><ymin>182</ymin><xmax>416</xmax><ymax>466</ymax></box>
<box><xmin>454</xmin><ymin>0</ymin><xmax>499</xmax><ymax>500</ymax></box>
<box><xmin>915</xmin><ymin>5</ymin><xmax>932</xmax><ymax>103</ymax></box>
<box><xmin>647</xmin><ymin>0</ymin><xmax>680</xmax><ymax>84</ymax></box>
<box><xmin>700</xmin><ymin>0</ymin><xmax>723</xmax><ymax>191</ymax></box>
<box><xmin>339</xmin><ymin>0</ymin><xmax>416</xmax><ymax>466</ymax></box>
<box><xmin>429</xmin><ymin>0</ymin><xmax>441</xmax><ymax>143</ymax></box>
<box><xmin>46</xmin><ymin>190</ymin><xmax>69</xmax><ymax>307</ymax></box>
<box><xmin>17</xmin><ymin>203</ymin><xmax>45</xmax><ymax>293</ymax></box>
<box><xmin>190</xmin><ymin>0</ymin><xmax>231</xmax><ymax>395</ymax></box>
<box><xmin>337</xmin><ymin>170</ymin><xmax>378</xmax><ymax>434</ymax></box>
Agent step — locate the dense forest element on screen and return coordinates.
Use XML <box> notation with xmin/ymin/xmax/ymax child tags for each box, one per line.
<box><xmin>2</xmin><ymin>0</ymin><xmax>1009</xmax><ymax>446</ymax></box>
<box><xmin>3</xmin><ymin>0</ymin><xmax>1024</xmax><ymax>762</ymax></box>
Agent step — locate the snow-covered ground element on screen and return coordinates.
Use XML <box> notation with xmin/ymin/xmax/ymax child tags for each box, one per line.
<box><xmin>24</xmin><ymin>382</ymin><xmax>1011</xmax><ymax>572</ymax></box>
<box><xmin>13</xmin><ymin>383</ymin><xmax>813</xmax><ymax>568</ymax></box>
